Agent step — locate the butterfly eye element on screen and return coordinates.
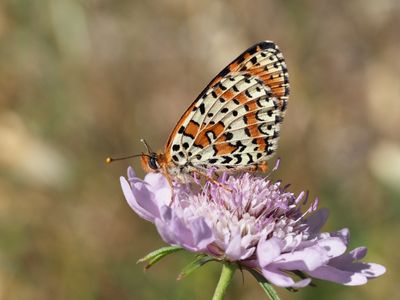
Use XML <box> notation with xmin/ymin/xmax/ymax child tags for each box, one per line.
<box><xmin>148</xmin><ymin>156</ymin><xmax>160</xmax><ymax>170</ymax></box>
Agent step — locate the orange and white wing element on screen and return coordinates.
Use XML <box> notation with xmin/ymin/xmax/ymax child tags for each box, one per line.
<box><xmin>165</xmin><ymin>41</ymin><xmax>289</xmax><ymax>171</ymax></box>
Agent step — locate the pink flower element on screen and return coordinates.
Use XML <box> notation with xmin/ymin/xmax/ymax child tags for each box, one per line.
<box><xmin>120</xmin><ymin>167</ymin><xmax>385</xmax><ymax>288</ymax></box>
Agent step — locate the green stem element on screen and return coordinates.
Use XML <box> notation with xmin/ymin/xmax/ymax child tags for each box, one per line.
<box><xmin>212</xmin><ymin>262</ymin><xmax>237</xmax><ymax>300</ymax></box>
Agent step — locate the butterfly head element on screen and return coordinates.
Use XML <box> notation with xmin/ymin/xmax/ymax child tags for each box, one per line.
<box><xmin>106</xmin><ymin>139</ymin><xmax>165</xmax><ymax>173</ymax></box>
<box><xmin>140</xmin><ymin>152</ymin><xmax>163</xmax><ymax>173</ymax></box>
<box><xmin>139</xmin><ymin>139</ymin><xmax>167</xmax><ymax>173</ymax></box>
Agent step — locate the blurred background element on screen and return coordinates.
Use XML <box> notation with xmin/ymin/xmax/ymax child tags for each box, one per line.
<box><xmin>0</xmin><ymin>0</ymin><xmax>398</xmax><ymax>299</ymax></box>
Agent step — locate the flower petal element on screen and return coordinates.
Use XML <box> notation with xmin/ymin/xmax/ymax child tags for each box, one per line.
<box><xmin>262</xmin><ymin>267</ymin><xmax>311</xmax><ymax>288</ymax></box>
<box><xmin>155</xmin><ymin>207</ymin><xmax>214</xmax><ymax>253</ymax></box>
<box><xmin>307</xmin><ymin>265</ymin><xmax>368</xmax><ymax>285</ymax></box>
<box><xmin>240</xmin><ymin>247</ymin><xmax>255</xmax><ymax>260</ymax></box>
<box><xmin>120</xmin><ymin>176</ymin><xmax>157</xmax><ymax>222</ymax></box>
<box><xmin>332</xmin><ymin>228</ymin><xmax>350</xmax><ymax>246</ymax></box>
<box><xmin>257</xmin><ymin>237</ymin><xmax>283</xmax><ymax>268</ymax></box>
<box><xmin>306</xmin><ymin>208</ymin><xmax>329</xmax><ymax>233</ymax></box>
<box><xmin>358</xmin><ymin>263</ymin><xmax>386</xmax><ymax>278</ymax></box>
<box><xmin>155</xmin><ymin>206</ymin><xmax>191</xmax><ymax>248</ymax></box>
<box><xmin>349</xmin><ymin>247</ymin><xmax>368</xmax><ymax>260</ymax></box>
<box><xmin>329</xmin><ymin>247</ymin><xmax>367</xmax><ymax>268</ymax></box>
<box><xmin>189</xmin><ymin>217</ymin><xmax>214</xmax><ymax>250</ymax></box>
<box><xmin>130</xmin><ymin>180</ymin><xmax>162</xmax><ymax>220</ymax></box>
<box><xmin>317</xmin><ymin>237</ymin><xmax>347</xmax><ymax>258</ymax></box>
<box><xmin>273</xmin><ymin>246</ymin><xmax>328</xmax><ymax>272</ymax></box>
<box><xmin>127</xmin><ymin>166</ymin><xmax>137</xmax><ymax>180</ymax></box>
<box><xmin>143</xmin><ymin>173</ymin><xmax>172</xmax><ymax>205</ymax></box>
<box><xmin>331</xmin><ymin>261</ymin><xmax>386</xmax><ymax>278</ymax></box>
<box><xmin>225</xmin><ymin>234</ymin><xmax>243</xmax><ymax>261</ymax></box>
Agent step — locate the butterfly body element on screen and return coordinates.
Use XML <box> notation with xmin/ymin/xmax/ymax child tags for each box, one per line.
<box><xmin>141</xmin><ymin>41</ymin><xmax>289</xmax><ymax>179</ymax></box>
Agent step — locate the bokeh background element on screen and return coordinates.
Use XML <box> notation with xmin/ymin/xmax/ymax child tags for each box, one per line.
<box><xmin>1</xmin><ymin>0</ymin><xmax>399</xmax><ymax>299</ymax></box>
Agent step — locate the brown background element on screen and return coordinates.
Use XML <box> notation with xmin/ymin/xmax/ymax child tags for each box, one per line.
<box><xmin>0</xmin><ymin>1</ymin><xmax>398</xmax><ymax>299</ymax></box>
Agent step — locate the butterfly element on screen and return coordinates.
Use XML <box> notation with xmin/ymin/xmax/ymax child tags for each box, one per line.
<box><xmin>109</xmin><ymin>41</ymin><xmax>289</xmax><ymax>183</ymax></box>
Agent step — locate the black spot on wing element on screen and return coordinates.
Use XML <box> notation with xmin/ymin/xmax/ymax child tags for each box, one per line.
<box><xmin>219</xmin><ymin>83</ymin><xmax>227</xmax><ymax>91</ymax></box>
<box><xmin>281</xmin><ymin>99</ymin><xmax>288</xmax><ymax>111</ymax></box>
<box><xmin>212</xmin><ymin>145</ymin><xmax>218</xmax><ymax>156</ymax></box>
<box><xmin>199</xmin><ymin>103</ymin><xmax>205</xmax><ymax>115</ymax></box>
<box><xmin>234</xmin><ymin>154</ymin><xmax>242</xmax><ymax>164</ymax></box>
<box><xmin>236</xmin><ymin>141</ymin><xmax>246</xmax><ymax>152</ymax></box>
<box><xmin>258</xmin><ymin>124</ymin><xmax>269</xmax><ymax>135</ymax></box>
<box><xmin>255</xmin><ymin>110</ymin><xmax>266</xmax><ymax>121</ymax></box>
<box><xmin>258</xmin><ymin>41</ymin><xmax>277</xmax><ymax>51</ymax></box>
<box><xmin>193</xmin><ymin>142</ymin><xmax>204</xmax><ymax>149</ymax></box>
<box><xmin>219</xmin><ymin>67</ymin><xmax>230</xmax><ymax>78</ymax></box>
<box><xmin>224</xmin><ymin>132</ymin><xmax>233</xmax><ymax>140</ymax></box>
<box><xmin>275</xmin><ymin>115</ymin><xmax>283</xmax><ymax>124</ymax></box>
<box><xmin>221</xmin><ymin>107</ymin><xmax>229</xmax><ymax>113</ymax></box>
<box><xmin>222</xmin><ymin>156</ymin><xmax>233</xmax><ymax>164</ymax></box>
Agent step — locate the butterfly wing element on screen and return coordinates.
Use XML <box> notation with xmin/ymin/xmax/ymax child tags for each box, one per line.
<box><xmin>165</xmin><ymin>41</ymin><xmax>289</xmax><ymax>172</ymax></box>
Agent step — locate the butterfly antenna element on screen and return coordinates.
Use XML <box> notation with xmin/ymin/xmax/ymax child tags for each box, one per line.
<box><xmin>105</xmin><ymin>154</ymin><xmax>143</xmax><ymax>164</ymax></box>
<box><xmin>140</xmin><ymin>138</ymin><xmax>154</xmax><ymax>153</ymax></box>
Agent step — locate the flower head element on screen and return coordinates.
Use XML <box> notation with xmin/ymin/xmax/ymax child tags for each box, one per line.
<box><xmin>121</xmin><ymin>167</ymin><xmax>385</xmax><ymax>288</ymax></box>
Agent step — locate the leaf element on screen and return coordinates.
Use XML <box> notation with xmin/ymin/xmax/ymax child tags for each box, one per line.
<box><xmin>245</xmin><ymin>268</ymin><xmax>281</xmax><ymax>300</ymax></box>
<box><xmin>177</xmin><ymin>255</ymin><xmax>216</xmax><ymax>280</ymax></box>
<box><xmin>137</xmin><ymin>246</ymin><xmax>183</xmax><ymax>270</ymax></box>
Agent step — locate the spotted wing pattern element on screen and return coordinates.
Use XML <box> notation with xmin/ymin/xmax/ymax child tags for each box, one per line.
<box><xmin>165</xmin><ymin>41</ymin><xmax>289</xmax><ymax>172</ymax></box>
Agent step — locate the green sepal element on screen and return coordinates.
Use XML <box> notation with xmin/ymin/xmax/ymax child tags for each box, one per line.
<box><xmin>177</xmin><ymin>255</ymin><xmax>216</xmax><ymax>280</ymax></box>
<box><xmin>137</xmin><ymin>246</ymin><xmax>183</xmax><ymax>270</ymax></box>
<box><xmin>245</xmin><ymin>268</ymin><xmax>281</xmax><ymax>300</ymax></box>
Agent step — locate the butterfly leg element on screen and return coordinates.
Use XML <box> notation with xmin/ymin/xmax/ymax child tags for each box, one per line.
<box><xmin>242</xmin><ymin>161</ymin><xmax>269</xmax><ymax>173</ymax></box>
<box><xmin>161</xmin><ymin>167</ymin><xmax>176</xmax><ymax>205</ymax></box>
<box><xmin>191</xmin><ymin>170</ymin><xmax>232</xmax><ymax>192</ymax></box>
<box><xmin>256</xmin><ymin>161</ymin><xmax>269</xmax><ymax>172</ymax></box>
